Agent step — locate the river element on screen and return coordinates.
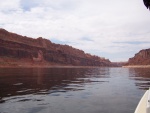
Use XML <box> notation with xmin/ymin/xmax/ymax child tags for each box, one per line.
<box><xmin>0</xmin><ymin>67</ymin><xmax>150</xmax><ymax>113</ymax></box>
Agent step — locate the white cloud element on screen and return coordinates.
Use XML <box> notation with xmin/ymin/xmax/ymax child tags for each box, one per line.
<box><xmin>0</xmin><ymin>0</ymin><xmax>150</xmax><ymax>62</ymax></box>
<box><xmin>0</xmin><ymin>0</ymin><xmax>20</xmax><ymax>11</ymax></box>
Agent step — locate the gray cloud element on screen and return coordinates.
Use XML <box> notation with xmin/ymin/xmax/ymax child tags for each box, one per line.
<box><xmin>20</xmin><ymin>0</ymin><xmax>39</xmax><ymax>11</ymax></box>
<box><xmin>113</xmin><ymin>41</ymin><xmax>150</xmax><ymax>45</ymax></box>
<box><xmin>81</xmin><ymin>37</ymin><xmax>94</xmax><ymax>42</ymax></box>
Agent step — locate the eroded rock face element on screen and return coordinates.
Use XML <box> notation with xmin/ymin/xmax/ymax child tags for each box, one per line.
<box><xmin>32</xmin><ymin>50</ymin><xmax>44</xmax><ymax>62</ymax></box>
<box><xmin>0</xmin><ymin>28</ymin><xmax>112</xmax><ymax>66</ymax></box>
<box><xmin>127</xmin><ymin>49</ymin><xmax>150</xmax><ymax>65</ymax></box>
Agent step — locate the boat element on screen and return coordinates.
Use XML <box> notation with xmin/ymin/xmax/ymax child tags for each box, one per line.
<box><xmin>135</xmin><ymin>88</ymin><xmax>150</xmax><ymax>113</ymax></box>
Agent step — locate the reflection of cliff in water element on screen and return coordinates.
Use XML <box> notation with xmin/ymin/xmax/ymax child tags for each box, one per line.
<box><xmin>0</xmin><ymin>68</ymin><xmax>110</xmax><ymax>101</ymax></box>
<box><xmin>129</xmin><ymin>68</ymin><xmax>150</xmax><ymax>90</ymax></box>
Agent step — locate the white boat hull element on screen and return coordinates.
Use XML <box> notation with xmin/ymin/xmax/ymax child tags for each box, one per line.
<box><xmin>135</xmin><ymin>89</ymin><xmax>150</xmax><ymax>113</ymax></box>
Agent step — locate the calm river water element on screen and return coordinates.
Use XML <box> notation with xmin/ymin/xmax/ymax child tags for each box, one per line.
<box><xmin>0</xmin><ymin>67</ymin><xmax>150</xmax><ymax>113</ymax></box>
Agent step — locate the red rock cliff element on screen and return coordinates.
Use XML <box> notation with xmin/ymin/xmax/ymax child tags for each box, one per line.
<box><xmin>0</xmin><ymin>28</ymin><xmax>112</xmax><ymax>66</ymax></box>
<box><xmin>126</xmin><ymin>48</ymin><xmax>150</xmax><ymax>65</ymax></box>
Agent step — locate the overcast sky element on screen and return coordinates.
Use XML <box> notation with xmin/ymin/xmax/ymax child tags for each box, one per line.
<box><xmin>0</xmin><ymin>0</ymin><xmax>150</xmax><ymax>62</ymax></box>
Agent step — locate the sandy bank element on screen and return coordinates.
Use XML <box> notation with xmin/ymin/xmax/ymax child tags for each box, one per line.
<box><xmin>0</xmin><ymin>63</ymin><xmax>109</xmax><ymax>68</ymax></box>
<box><xmin>122</xmin><ymin>65</ymin><xmax>150</xmax><ymax>68</ymax></box>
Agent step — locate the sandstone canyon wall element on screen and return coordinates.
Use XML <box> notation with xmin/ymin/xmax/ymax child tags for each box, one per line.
<box><xmin>0</xmin><ymin>28</ymin><xmax>112</xmax><ymax>66</ymax></box>
<box><xmin>126</xmin><ymin>49</ymin><xmax>150</xmax><ymax>65</ymax></box>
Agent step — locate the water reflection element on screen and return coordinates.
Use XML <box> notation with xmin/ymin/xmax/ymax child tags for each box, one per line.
<box><xmin>129</xmin><ymin>68</ymin><xmax>150</xmax><ymax>90</ymax></box>
<box><xmin>0</xmin><ymin>68</ymin><xmax>110</xmax><ymax>103</ymax></box>
<box><xmin>1</xmin><ymin>68</ymin><xmax>149</xmax><ymax>113</ymax></box>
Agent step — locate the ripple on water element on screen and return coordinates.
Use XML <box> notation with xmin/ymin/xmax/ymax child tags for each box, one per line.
<box><xmin>13</xmin><ymin>83</ymin><xmax>23</xmax><ymax>86</ymax></box>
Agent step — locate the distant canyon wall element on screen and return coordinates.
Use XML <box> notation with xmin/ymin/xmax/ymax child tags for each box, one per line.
<box><xmin>0</xmin><ymin>28</ymin><xmax>112</xmax><ymax>66</ymax></box>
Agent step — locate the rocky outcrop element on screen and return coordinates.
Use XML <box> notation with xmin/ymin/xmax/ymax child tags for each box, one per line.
<box><xmin>0</xmin><ymin>28</ymin><xmax>112</xmax><ymax>66</ymax></box>
<box><xmin>126</xmin><ymin>49</ymin><xmax>150</xmax><ymax>65</ymax></box>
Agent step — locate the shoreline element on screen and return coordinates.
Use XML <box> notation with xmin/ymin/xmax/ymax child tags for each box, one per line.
<box><xmin>0</xmin><ymin>64</ymin><xmax>112</xmax><ymax>68</ymax></box>
<box><xmin>122</xmin><ymin>65</ymin><xmax>150</xmax><ymax>68</ymax></box>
